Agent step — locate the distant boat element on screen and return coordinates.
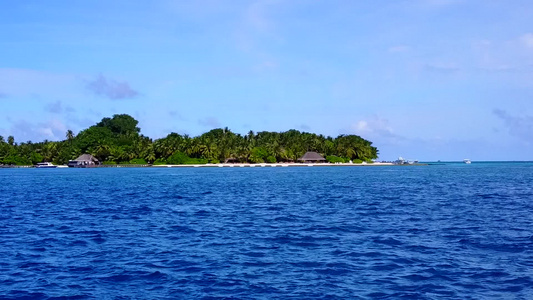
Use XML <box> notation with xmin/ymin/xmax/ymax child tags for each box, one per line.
<box><xmin>35</xmin><ymin>162</ymin><xmax>57</xmax><ymax>168</ymax></box>
<box><xmin>463</xmin><ymin>159</ymin><xmax>471</xmax><ymax>164</ymax></box>
<box><xmin>395</xmin><ymin>157</ymin><xmax>418</xmax><ymax>165</ymax></box>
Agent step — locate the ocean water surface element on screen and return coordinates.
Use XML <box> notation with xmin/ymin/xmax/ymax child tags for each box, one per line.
<box><xmin>1</xmin><ymin>163</ymin><xmax>532</xmax><ymax>299</ymax></box>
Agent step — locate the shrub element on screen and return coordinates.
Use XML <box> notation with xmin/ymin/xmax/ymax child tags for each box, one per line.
<box><xmin>353</xmin><ymin>159</ymin><xmax>363</xmax><ymax>164</ymax></box>
<box><xmin>129</xmin><ymin>158</ymin><xmax>147</xmax><ymax>164</ymax></box>
<box><xmin>266</xmin><ymin>155</ymin><xmax>277</xmax><ymax>163</ymax></box>
<box><xmin>166</xmin><ymin>152</ymin><xmax>209</xmax><ymax>165</ymax></box>
<box><xmin>103</xmin><ymin>161</ymin><xmax>117</xmax><ymax>165</ymax></box>
<box><xmin>326</xmin><ymin>155</ymin><xmax>345</xmax><ymax>163</ymax></box>
<box><xmin>2</xmin><ymin>155</ymin><xmax>32</xmax><ymax>165</ymax></box>
<box><xmin>250</xmin><ymin>147</ymin><xmax>268</xmax><ymax>163</ymax></box>
<box><xmin>30</xmin><ymin>152</ymin><xmax>44</xmax><ymax>164</ymax></box>
<box><xmin>249</xmin><ymin>155</ymin><xmax>264</xmax><ymax>163</ymax></box>
<box><xmin>166</xmin><ymin>152</ymin><xmax>190</xmax><ymax>164</ymax></box>
<box><xmin>153</xmin><ymin>159</ymin><xmax>167</xmax><ymax>165</ymax></box>
<box><xmin>180</xmin><ymin>157</ymin><xmax>208</xmax><ymax>164</ymax></box>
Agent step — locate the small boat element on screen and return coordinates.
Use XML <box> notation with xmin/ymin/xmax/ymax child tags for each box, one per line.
<box><xmin>463</xmin><ymin>159</ymin><xmax>471</xmax><ymax>164</ymax></box>
<box><xmin>35</xmin><ymin>162</ymin><xmax>57</xmax><ymax>168</ymax></box>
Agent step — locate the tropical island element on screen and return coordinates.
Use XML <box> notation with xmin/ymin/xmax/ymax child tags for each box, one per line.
<box><xmin>0</xmin><ymin>114</ymin><xmax>379</xmax><ymax>166</ymax></box>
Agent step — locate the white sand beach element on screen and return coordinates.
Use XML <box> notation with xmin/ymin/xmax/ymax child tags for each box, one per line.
<box><xmin>151</xmin><ymin>162</ymin><xmax>395</xmax><ymax>168</ymax></box>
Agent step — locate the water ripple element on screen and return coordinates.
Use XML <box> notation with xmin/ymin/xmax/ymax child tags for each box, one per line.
<box><xmin>1</xmin><ymin>163</ymin><xmax>533</xmax><ymax>298</ymax></box>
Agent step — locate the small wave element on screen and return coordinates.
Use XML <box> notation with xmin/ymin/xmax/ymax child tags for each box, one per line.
<box><xmin>194</xmin><ymin>210</ymin><xmax>210</xmax><ymax>216</ymax></box>
<box><xmin>346</xmin><ymin>251</ymin><xmax>384</xmax><ymax>258</ymax></box>
<box><xmin>30</xmin><ymin>247</ymin><xmax>47</xmax><ymax>252</ymax></box>
<box><xmin>4</xmin><ymin>291</ymin><xmax>48</xmax><ymax>299</ymax></box>
<box><xmin>69</xmin><ymin>240</ymin><xmax>89</xmax><ymax>247</ymax></box>
<box><xmin>169</xmin><ymin>225</ymin><xmax>197</xmax><ymax>233</ymax></box>
<box><xmin>140</xmin><ymin>271</ymin><xmax>168</xmax><ymax>281</ymax></box>
<box><xmin>314</xmin><ymin>267</ymin><xmax>352</xmax><ymax>276</ymax></box>
<box><xmin>100</xmin><ymin>273</ymin><xmax>134</xmax><ymax>283</ymax></box>
<box><xmin>372</xmin><ymin>237</ymin><xmax>403</xmax><ymax>246</ymax></box>
<box><xmin>68</xmin><ymin>266</ymin><xmax>95</xmax><ymax>273</ymax></box>
<box><xmin>371</xmin><ymin>263</ymin><xmax>403</xmax><ymax>271</ymax></box>
<box><xmin>48</xmin><ymin>295</ymin><xmax>92</xmax><ymax>299</ymax></box>
<box><xmin>241</xmin><ymin>251</ymin><xmax>265</xmax><ymax>258</ymax></box>
<box><xmin>470</xmin><ymin>270</ymin><xmax>510</xmax><ymax>279</ymax></box>
<box><xmin>458</xmin><ymin>239</ymin><xmax>527</xmax><ymax>253</ymax></box>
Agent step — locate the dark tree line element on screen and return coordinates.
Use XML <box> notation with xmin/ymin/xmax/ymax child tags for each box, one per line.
<box><xmin>0</xmin><ymin>114</ymin><xmax>378</xmax><ymax>165</ymax></box>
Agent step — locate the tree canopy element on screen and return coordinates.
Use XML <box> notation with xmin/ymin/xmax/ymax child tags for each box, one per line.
<box><xmin>0</xmin><ymin>114</ymin><xmax>378</xmax><ymax>165</ymax></box>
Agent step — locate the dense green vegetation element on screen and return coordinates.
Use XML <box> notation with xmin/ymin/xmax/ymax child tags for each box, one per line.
<box><xmin>0</xmin><ymin>114</ymin><xmax>378</xmax><ymax>165</ymax></box>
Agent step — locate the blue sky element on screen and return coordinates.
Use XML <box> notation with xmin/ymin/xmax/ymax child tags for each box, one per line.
<box><xmin>1</xmin><ymin>0</ymin><xmax>532</xmax><ymax>161</ymax></box>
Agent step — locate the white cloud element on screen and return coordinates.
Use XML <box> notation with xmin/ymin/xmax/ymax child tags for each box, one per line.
<box><xmin>424</xmin><ymin>62</ymin><xmax>460</xmax><ymax>73</ymax></box>
<box><xmin>245</xmin><ymin>1</ymin><xmax>274</xmax><ymax>33</ymax></box>
<box><xmin>351</xmin><ymin>115</ymin><xmax>398</xmax><ymax>140</ymax></box>
<box><xmin>233</xmin><ymin>0</ymin><xmax>283</xmax><ymax>52</ymax></box>
<box><xmin>471</xmin><ymin>36</ymin><xmax>533</xmax><ymax>75</ymax></box>
<box><xmin>520</xmin><ymin>33</ymin><xmax>533</xmax><ymax>48</ymax></box>
<box><xmin>421</xmin><ymin>0</ymin><xmax>463</xmax><ymax>8</ymax></box>
<box><xmin>5</xmin><ymin>118</ymin><xmax>68</xmax><ymax>142</ymax></box>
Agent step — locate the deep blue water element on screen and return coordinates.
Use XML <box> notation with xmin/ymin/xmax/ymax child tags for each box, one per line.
<box><xmin>1</xmin><ymin>163</ymin><xmax>532</xmax><ymax>299</ymax></box>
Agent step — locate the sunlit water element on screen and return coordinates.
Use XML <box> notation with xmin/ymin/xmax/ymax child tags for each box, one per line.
<box><xmin>1</xmin><ymin>163</ymin><xmax>532</xmax><ymax>299</ymax></box>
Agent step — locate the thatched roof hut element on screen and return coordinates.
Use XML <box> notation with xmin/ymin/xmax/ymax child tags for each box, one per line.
<box><xmin>298</xmin><ymin>151</ymin><xmax>326</xmax><ymax>162</ymax></box>
<box><xmin>68</xmin><ymin>154</ymin><xmax>99</xmax><ymax>168</ymax></box>
<box><xmin>74</xmin><ymin>154</ymin><xmax>98</xmax><ymax>162</ymax></box>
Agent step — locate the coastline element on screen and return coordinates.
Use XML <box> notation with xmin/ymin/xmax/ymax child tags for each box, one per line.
<box><xmin>150</xmin><ymin>162</ymin><xmax>400</xmax><ymax>168</ymax></box>
<box><xmin>0</xmin><ymin>162</ymin><xmax>435</xmax><ymax>169</ymax></box>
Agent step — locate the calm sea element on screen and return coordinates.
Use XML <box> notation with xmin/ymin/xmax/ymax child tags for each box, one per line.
<box><xmin>1</xmin><ymin>163</ymin><xmax>532</xmax><ymax>299</ymax></box>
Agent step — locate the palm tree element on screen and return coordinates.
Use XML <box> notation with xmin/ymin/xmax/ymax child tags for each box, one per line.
<box><xmin>94</xmin><ymin>144</ymin><xmax>111</xmax><ymax>161</ymax></box>
<box><xmin>7</xmin><ymin>136</ymin><xmax>14</xmax><ymax>146</ymax></box>
<box><xmin>144</xmin><ymin>148</ymin><xmax>156</xmax><ymax>163</ymax></box>
<box><xmin>66</xmin><ymin>130</ymin><xmax>75</xmax><ymax>143</ymax></box>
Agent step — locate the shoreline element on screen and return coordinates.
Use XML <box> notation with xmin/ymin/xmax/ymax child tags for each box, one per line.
<box><xmin>151</xmin><ymin>162</ymin><xmax>402</xmax><ymax>168</ymax></box>
<box><xmin>1</xmin><ymin>162</ymin><xmax>433</xmax><ymax>169</ymax></box>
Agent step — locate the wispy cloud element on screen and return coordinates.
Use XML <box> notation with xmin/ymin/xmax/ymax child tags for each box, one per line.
<box><xmin>234</xmin><ymin>0</ymin><xmax>281</xmax><ymax>52</ymax></box>
<box><xmin>45</xmin><ymin>101</ymin><xmax>63</xmax><ymax>113</ymax></box>
<box><xmin>6</xmin><ymin>118</ymin><xmax>67</xmax><ymax>142</ymax></box>
<box><xmin>351</xmin><ymin>115</ymin><xmax>401</xmax><ymax>142</ymax></box>
<box><xmin>244</xmin><ymin>1</ymin><xmax>275</xmax><ymax>33</ymax></box>
<box><xmin>0</xmin><ymin>68</ymin><xmax>75</xmax><ymax>98</ymax></box>
<box><xmin>168</xmin><ymin>110</ymin><xmax>187</xmax><ymax>121</ymax></box>
<box><xmin>198</xmin><ymin>116</ymin><xmax>221</xmax><ymax>128</ymax></box>
<box><xmin>388</xmin><ymin>45</ymin><xmax>410</xmax><ymax>53</ymax></box>
<box><xmin>520</xmin><ymin>33</ymin><xmax>533</xmax><ymax>48</ymax></box>
<box><xmin>471</xmin><ymin>35</ymin><xmax>533</xmax><ymax>75</ymax></box>
<box><xmin>86</xmin><ymin>74</ymin><xmax>139</xmax><ymax>100</ymax></box>
<box><xmin>424</xmin><ymin>62</ymin><xmax>461</xmax><ymax>73</ymax></box>
<box><xmin>38</xmin><ymin>119</ymin><xmax>67</xmax><ymax>140</ymax></box>
<box><xmin>45</xmin><ymin>100</ymin><xmax>76</xmax><ymax>114</ymax></box>
<box><xmin>420</xmin><ymin>0</ymin><xmax>463</xmax><ymax>8</ymax></box>
<box><xmin>493</xmin><ymin>109</ymin><xmax>533</xmax><ymax>142</ymax></box>
<box><xmin>299</xmin><ymin>124</ymin><xmax>310</xmax><ymax>131</ymax></box>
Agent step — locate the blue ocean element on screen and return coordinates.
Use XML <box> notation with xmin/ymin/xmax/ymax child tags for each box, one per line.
<box><xmin>1</xmin><ymin>163</ymin><xmax>532</xmax><ymax>299</ymax></box>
